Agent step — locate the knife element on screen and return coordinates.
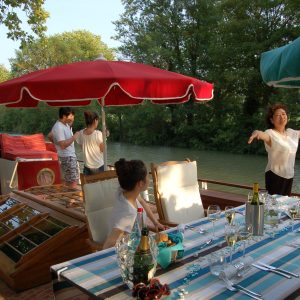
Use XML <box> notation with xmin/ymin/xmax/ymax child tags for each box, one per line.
<box><xmin>252</xmin><ymin>263</ymin><xmax>292</xmax><ymax>279</ymax></box>
<box><xmin>257</xmin><ymin>262</ymin><xmax>299</xmax><ymax>278</ymax></box>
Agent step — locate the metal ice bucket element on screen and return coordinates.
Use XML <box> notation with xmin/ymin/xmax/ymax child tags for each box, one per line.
<box><xmin>245</xmin><ymin>202</ymin><xmax>264</xmax><ymax>236</ymax></box>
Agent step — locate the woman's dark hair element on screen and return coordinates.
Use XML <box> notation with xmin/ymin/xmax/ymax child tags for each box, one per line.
<box><xmin>115</xmin><ymin>159</ymin><xmax>147</xmax><ymax>191</ymax></box>
<box><xmin>84</xmin><ymin>111</ymin><xmax>99</xmax><ymax>126</ymax></box>
<box><xmin>59</xmin><ymin>107</ymin><xmax>74</xmax><ymax>118</ymax></box>
<box><xmin>266</xmin><ymin>103</ymin><xmax>288</xmax><ymax>129</ymax></box>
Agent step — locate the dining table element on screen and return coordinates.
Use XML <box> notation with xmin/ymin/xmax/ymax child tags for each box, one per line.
<box><xmin>51</xmin><ymin>204</ymin><xmax>300</xmax><ymax>299</ymax></box>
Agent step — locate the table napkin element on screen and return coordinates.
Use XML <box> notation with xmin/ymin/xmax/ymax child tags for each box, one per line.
<box><xmin>157</xmin><ymin>232</ymin><xmax>184</xmax><ymax>269</ymax></box>
<box><xmin>218</xmin><ymin>256</ymin><xmax>254</xmax><ymax>280</ymax></box>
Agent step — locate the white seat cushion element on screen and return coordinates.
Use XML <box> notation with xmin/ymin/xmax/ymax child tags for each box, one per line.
<box><xmin>157</xmin><ymin>161</ymin><xmax>204</xmax><ymax>224</ymax></box>
<box><xmin>83</xmin><ymin>178</ymin><xmax>119</xmax><ymax>244</ymax></box>
<box><xmin>84</xmin><ymin>178</ymin><xmax>118</xmax><ymax>212</ymax></box>
<box><xmin>87</xmin><ymin>207</ymin><xmax>113</xmax><ymax>244</ymax></box>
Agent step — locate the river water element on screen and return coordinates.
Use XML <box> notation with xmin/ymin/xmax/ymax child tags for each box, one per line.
<box><xmin>78</xmin><ymin>142</ymin><xmax>300</xmax><ymax>194</ymax></box>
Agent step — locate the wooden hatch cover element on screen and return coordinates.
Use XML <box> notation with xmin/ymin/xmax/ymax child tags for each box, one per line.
<box><xmin>0</xmin><ymin>193</ymin><xmax>90</xmax><ymax>291</ymax></box>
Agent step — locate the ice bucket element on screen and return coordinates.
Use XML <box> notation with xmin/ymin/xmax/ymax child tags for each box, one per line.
<box><xmin>245</xmin><ymin>202</ymin><xmax>264</xmax><ymax>236</ymax></box>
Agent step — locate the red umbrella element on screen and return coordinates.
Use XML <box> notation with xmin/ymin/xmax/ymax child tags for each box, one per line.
<box><xmin>0</xmin><ymin>60</ymin><xmax>214</xmax><ymax>168</ymax></box>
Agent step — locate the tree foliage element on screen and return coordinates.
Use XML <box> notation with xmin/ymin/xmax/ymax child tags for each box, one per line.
<box><xmin>0</xmin><ymin>64</ymin><xmax>10</xmax><ymax>82</ymax></box>
<box><xmin>109</xmin><ymin>0</ymin><xmax>300</xmax><ymax>153</ymax></box>
<box><xmin>1</xmin><ymin>0</ymin><xmax>300</xmax><ymax>156</ymax></box>
<box><xmin>0</xmin><ymin>0</ymin><xmax>48</xmax><ymax>45</ymax></box>
<box><xmin>10</xmin><ymin>30</ymin><xmax>115</xmax><ymax>76</ymax></box>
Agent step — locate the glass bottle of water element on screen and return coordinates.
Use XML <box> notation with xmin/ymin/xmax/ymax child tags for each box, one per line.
<box><xmin>129</xmin><ymin>207</ymin><xmax>144</xmax><ymax>250</ymax></box>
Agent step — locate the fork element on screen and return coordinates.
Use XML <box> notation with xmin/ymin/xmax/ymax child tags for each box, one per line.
<box><xmin>219</xmin><ymin>273</ymin><xmax>263</xmax><ymax>299</ymax></box>
<box><xmin>186</xmin><ymin>225</ymin><xmax>207</xmax><ymax>234</ymax></box>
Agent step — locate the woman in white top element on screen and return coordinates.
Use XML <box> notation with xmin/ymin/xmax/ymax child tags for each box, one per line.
<box><xmin>103</xmin><ymin>159</ymin><xmax>165</xmax><ymax>249</ymax></box>
<box><xmin>248</xmin><ymin>103</ymin><xmax>300</xmax><ymax>195</ymax></box>
<box><xmin>76</xmin><ymin>111</ymin><xmax>104</xmax><ymax>175</ymax></box>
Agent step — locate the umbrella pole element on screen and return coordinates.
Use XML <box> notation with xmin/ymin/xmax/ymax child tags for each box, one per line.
<box><xmin>101</xmin><ymin>98</ymin><xmax>108</xmax><ymax>170</ymax></box>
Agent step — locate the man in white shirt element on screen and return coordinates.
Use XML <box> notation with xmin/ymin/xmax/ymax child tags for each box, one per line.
<box><xmin>49</xmin><ymin>107</ymin><xmax>80</xmax><ymax>188</ymax></box>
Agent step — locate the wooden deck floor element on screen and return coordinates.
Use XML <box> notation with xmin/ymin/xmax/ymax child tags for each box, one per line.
<box><xmin>0</xmin><ymin>280</ymin><xmax>53</xmax><ymax>300</ymax></box>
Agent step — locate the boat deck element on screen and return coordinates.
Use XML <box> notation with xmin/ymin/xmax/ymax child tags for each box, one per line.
<box><xmin>0</xmin><ymin>280</ymin><xmax>53</xmax><ymax>300</ymax></box>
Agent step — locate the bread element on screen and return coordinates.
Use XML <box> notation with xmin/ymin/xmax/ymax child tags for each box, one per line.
<box><xmin>156</xmin><ymin>233</ymin><xmax>176</xmax><ymax>247</ymax></box>
<box><xmin>157</xmin><ymin>233</ymin><xmax>168</xmax><ymax>243</ymax></box>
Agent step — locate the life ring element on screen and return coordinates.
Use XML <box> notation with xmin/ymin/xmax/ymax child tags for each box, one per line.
<box><xmin>36</xmin><ymin>168</ymin><xmax>55</xmax><ymax>186</ymax></box>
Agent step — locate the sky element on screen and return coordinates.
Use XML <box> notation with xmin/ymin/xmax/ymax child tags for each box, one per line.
<box><xmin>0</xmin><ymin>0</ymin><xmax>124</xmax><ymax>69</ymax></box>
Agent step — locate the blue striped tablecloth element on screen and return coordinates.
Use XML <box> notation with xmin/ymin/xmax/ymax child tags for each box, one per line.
<box><xmin>51</xmin><ymin>205</ymin><xmax>300</xmax><ymax>299</ymax></box>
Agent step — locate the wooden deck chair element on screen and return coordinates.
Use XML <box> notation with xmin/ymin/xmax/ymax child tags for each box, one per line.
<box><xmin>151</xmin><ymin>159</ymin><xmax>205</xmax><ymax>226</ymax></box>
<box><xmin>80</xmin><ymin>170</ymin><xmax>119</xmax><ymax>251</ymax></box>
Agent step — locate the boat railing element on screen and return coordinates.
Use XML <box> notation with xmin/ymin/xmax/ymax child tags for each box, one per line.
<box><xmin>198</xmin><ymin>178</ymin><xmax>300</xmax><ymax>197</ymax></box>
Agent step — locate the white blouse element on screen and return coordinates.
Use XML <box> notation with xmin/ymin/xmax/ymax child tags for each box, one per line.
<box><xmin>109</xmin><ymin>188</ymin><xmax>145</xmax><ymax>234</ymax></box>
<box><xmin>76</xmin><ymin>129</ymin><xmax>103</xmax><ymax>168</ymax></box>
<box><xmin>264</xmin><ymin>128</ymin><xmax>299</xmax><ymax>179</ymax></box>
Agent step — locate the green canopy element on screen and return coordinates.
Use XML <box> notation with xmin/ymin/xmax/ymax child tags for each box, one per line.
<box><xmin>260</xmin><ymin>37</ymin><xmax>300</xmax><ymax>88</ymax></box>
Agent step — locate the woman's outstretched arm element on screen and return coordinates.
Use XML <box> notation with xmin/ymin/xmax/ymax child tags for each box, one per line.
<box><xmin>248</xmin><ymin>130</ymin><xmax>271</xmax><ymax>147</ymax></box>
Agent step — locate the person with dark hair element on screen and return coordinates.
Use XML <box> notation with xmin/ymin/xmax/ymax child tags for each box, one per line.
<box><xmin>103</xmin><ymin>159</ymin><xmax>165</xmax><ymax>249</ymax></box>
<box><xmin>48</xmin><ymin>107</ymin><xmax>79</xmax><ymax>188</ymax></box>
<box><xmin>76</xmin><ymin>111</ymin><xmax>104</xmax><ymax>174</ymax></box>
<box><xmin>248</xmin><ymin>103</ymin><xmax>300</xmax><ymax>195</ymax></box>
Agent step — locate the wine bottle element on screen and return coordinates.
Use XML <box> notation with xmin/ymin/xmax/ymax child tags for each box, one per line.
<box><xmin>132</xmin><ymin>226</ymin><xmax>156</xmax><ymax>285</ymax></box>
<box><xmin>250</xmin><ymin>182</ymin><xmax>260</xmax><ymax>205</ymax></box>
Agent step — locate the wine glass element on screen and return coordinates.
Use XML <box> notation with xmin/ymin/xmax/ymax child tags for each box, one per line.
<box><xmin>238</xmin><ymin>223</ymin><xmax>253</xmax><ymax>259</ymax></box>
<box><xmin>265</xmin><ymin>206</ymin><xmax>280</xmax><ymax>238</ymax></box>
<box><xmin>289</xmin><ymin>205</ymin><xmax>298</xmax><ymax>233</ymax></box>
<box><xmin>207</xmin><ymin>205</ymin><xmax>221</xmax><ymax>240</ymax></box>
<box><xmin>225</xmin><ymin>224</ymin><xmax>238</xmax><ymax>264</ymax></box>
<box><xmin>224</xmin><ymin>206</ymin><xmax>235</xmax><ymax>225</ymax></box>
<box><xmin>258</xmin><ymin>190</ymin><xmax>268</xmax><ymax>204</ymax></box>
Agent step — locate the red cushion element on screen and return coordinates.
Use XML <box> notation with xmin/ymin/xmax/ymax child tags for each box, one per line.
<box><xmin>23</xmin><ymin>133</ymin><xmax>46</xmax><ymax>151</ymax></box>
<box><xmin>3</xmin><ymin>150</ymin><xmax>58</xmax><ymax>160</ymax></box>
<box><xmin>1</xmin><ymin>133</ymin><xmax>57</xmax><ymax>160</ymax></box>
<box><xmin>1</xmin><ymin>134</ymin><xmax>25</xmax><ymax>152</ymax></box>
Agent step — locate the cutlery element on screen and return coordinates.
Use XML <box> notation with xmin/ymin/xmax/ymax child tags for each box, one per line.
<box><xmin>219</xmin><ymin>273</ymin><xmax>262</xmax><ymax>299</ymax></box>
<box><xmin>257</xmin><ymin>262</ymin><xmax>299</xmax><ymax>278</ymax></box>
<box><xmin>199</xmin><ymin>239</ymin><xmax>213</xmax><ymax>249</ymax></box>
<box><xmin>232</xmin><ymin>283</ymin><xmax>262</xmax><ymax>299</ymax></box>
<box><xmin>252</xmin><ymin>263</ymin><xmax>291</xmax><ymax>279</ymax></box>
<box><xmin>186</xmin><ymin>225</ymin><xmax>207</xmax><ymax>234</ymax></box>
<box><xmin>194</xmin><ymin>239</ymin><xmax>213</xmax><ymax>257</ymax></box>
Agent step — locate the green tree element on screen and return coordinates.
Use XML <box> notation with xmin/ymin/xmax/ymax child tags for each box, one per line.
<box><xmin>0</xmin><ymin>0</ymin><xmax>48</xmax><ymax>45</ymax></box>
<box><xmin>210</xmin><ymin>0</ymin><xmax>300</xmax><ymax>152</ymax></box>
<box><xmin>10</xmin><ymin>30</ymin><xmax>115</xmax><ymax>76</ymax></box>
<box><xmin>0</xmin><ymin>64</ymin><xmax>10</xmax><ymax>82</ymax></box>
<box><xmin>113</xmin><ymin>0</ymin><xmax>300</xmax><ymax>152</ymax></box>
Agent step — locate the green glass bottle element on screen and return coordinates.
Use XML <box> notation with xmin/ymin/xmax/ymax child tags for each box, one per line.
<box><xmin>132</xmin><ymin>226</ymin><xmax>155</xmax><ymax>285</ymax></box>
<box><xmin>250</xmin><ymin>183</ymin><xmax>260</xmax><ymax>205</ymax></box>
